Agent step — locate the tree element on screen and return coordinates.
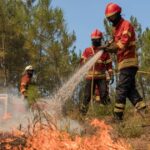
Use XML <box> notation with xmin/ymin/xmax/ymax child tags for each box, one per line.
<box><xmin>23</xmin><ymin>0</ymin><xmax>79</xmax><ymax>95</ymax></box>
<box><xmin>140</xmin><ymin>28</ymin><xmax>150</xmax><ymax>99</ymax></box>
<box><xmin>0</xmin><ymin>0</ymin><xmax>80</xmax><ymax>96</ymax></box>
<box><xmin>0</xmin><ymin>0</ymin><xmax>30</xmax><ymax>86</ymax></box>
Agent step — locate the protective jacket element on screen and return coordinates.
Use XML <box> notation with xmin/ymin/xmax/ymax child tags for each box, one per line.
<box><xmin>113</xmin><ymin>18</ymin><xmax>138</xmax><ymax>70</ymax></box>
<box><xmin>20</xmin><ymin>74</ymin><xmax>31</xmax><ymax>95</ymax></box>
<box><xmin>81</xmin><ymin>46</ymin><xmax>112</xmax><ymax>80</ymax></box>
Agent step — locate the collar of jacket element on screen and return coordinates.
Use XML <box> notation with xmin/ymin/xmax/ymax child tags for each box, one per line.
<box><xmin>114</xmin><ymin>17</ymin><xmax>124</xmax><ymax>29</ymax></box>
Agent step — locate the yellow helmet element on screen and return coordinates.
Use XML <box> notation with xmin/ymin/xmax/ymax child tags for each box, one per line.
<box><xmin>25</xmin><ymin>65</ymin><xmax>34</xmax><ymax>71</ymax></box>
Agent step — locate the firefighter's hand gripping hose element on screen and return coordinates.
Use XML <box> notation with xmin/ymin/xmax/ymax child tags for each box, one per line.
<box><xmin>98</xmin><ymin>40</ymin><xmax>118</xmax><ymax>53</ymax></box>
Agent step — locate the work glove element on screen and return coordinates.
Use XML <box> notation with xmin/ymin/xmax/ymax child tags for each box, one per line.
<box><xmin>105</xmin><ymin>42</ymin><xmax>118</xmax><ymax>53</ymax></box>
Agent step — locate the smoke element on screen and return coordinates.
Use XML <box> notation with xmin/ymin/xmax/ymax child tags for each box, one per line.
<box><xmin>0</xmin><ymin>89</ymin><xmax>32</xmax><ymax>131</ymax></box>
<box><xmin>47</xmin><ymin>50</ymin><xmax>104</xmax><ymax>117</ymax></box>
<box><xmin>32</xmin><ymin>51</ymin><xmax>104</xmax><ymax>134</ymax></box>
<box><xmin>0</xmin><ymin>50</ymin><xmax>103</xmax><ymax>133</ymax></box>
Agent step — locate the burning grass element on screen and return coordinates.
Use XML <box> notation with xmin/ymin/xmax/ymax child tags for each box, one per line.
<box><xmin>0</xmin><ymin>104</ymin><xmax>132</xmax><ymax>150</ymax></box>
<box><xmin>2</xmin><ymin>99</ymin><xmax>147</xmax><ymax>150</ymax></box>
<box><xmin>0</xmin><ymin>117</ymin><xmax>131</xmax><ymax>150</ymax></box>
<box><xmin>24</xmin><ymin>118</ymin><xmax>131</xmax><ymax>150</ymax></box>
<box><xmin>0</xmin><ymin>130</ymin><xmax>26</xmax><ymax>150</ymax></box>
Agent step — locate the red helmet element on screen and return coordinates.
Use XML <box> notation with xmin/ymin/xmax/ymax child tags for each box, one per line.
<box><xmin>91</xmin><ymin>29</ymin><xmax>103</xmax><ymax>39</ymax></box>
<box><xmin>105</xmin><ymin>3</ymin><xmax>122</xmax><ymax>17</ymax></box>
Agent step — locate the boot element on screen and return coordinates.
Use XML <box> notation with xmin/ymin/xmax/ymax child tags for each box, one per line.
<box><xmin>113</xmin><ymin>112</ymin><xmax>123</xmax><ymax>122</ymax></box>
<box><xmin>101</xmin><ymin>97</ymin><xmax>111</xmax><ymax>105</ymax></box>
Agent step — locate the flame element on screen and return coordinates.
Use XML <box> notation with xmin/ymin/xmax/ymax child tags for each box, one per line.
<box><xmin>0</xmin><ymin>119</ymin><xmax>131</xmax><ymax>149</ymax></box>
<box><xmin>0</xmin><ymin>129</ymin><xmax>25</xmax><ymax>150</ymax></box>
<box><xmin>24</xmin><ymin>119</ymin><xmax>131</xmax><ymax>150</ymax></box>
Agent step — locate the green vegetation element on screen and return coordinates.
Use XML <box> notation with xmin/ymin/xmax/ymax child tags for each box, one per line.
<box><xmin>117</xmin><ymin>116</ymin><xmax>144</xmax><ymax>138</ymax></box>
<box><xmin>27</xmin><ymin>85</ymin><xmax>40</xmax><ymax>105</ymax></box>
<box><xmin>0</xmin><ymin>0</ymin><xmax>80</xmax><ymax>95</ymax></box>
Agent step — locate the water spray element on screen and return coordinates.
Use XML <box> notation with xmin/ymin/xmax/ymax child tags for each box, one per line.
<box><xmin>46</xmin><ymin>50</ymin><xmax>104</xmax><ymax>117</ymax></box>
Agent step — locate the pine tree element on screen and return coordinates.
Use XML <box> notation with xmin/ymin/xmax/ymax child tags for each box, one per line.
<box><xmin>140</xmin><ymin>28</ymin><xmax>150</xmax><ymax>98</ymax></box>
<box><xmin>0</xmin><ymin>0</ymin><xmax>29</xmax><ymax>86</ymax></box>
<box><xmin>24</xmin><ymin>0</ymin><xmax>79</xmax><ymax>94</ymax></box>
<box><xmin>0</xmin><ymin>0</ymin><xmax>80</xmax><ymax>95</ymax></box>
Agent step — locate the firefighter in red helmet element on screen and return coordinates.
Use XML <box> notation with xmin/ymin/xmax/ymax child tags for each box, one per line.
<box><xmin>80</xmin><ymin>29</ymin><xmax>113</xmax><ymax>115</ymax></box>
<box><xmin>104</xmin><ymin>3</ymin><xmax>146</xmax><ymax>121</ymax></box>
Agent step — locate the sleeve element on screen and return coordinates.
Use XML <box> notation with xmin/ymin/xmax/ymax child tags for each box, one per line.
<box><xmin>20</xmin><ymin>76</ymin><xmax>27</xmax><ymax>94</ymax></box>
<box><xmin>116</xmin><ymin>22</ymin><xmax>134</xmax><ymax>49</ymax></box>
<box><xmin>80</xmin><ymin>48</ymin><xmax>88</xmax><ymax>65</ymax></box>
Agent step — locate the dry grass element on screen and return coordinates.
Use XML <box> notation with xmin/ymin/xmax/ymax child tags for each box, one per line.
<box><xmin>64</xmin><ymin>99</ymin><xmax>150</xmax><ymax>139</ymax></box>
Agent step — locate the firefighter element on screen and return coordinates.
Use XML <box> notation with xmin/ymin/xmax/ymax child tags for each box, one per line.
<box><xmin>80</xmin><ymin>29</ymin><xmax>113</xmax><ymax>115</ymax></box>
<box><xmin>20</xmin><ymin>65</ymin><xmax>34</xmax><ymax>99</ymax></box>
<box><xmin>104</xmin><ymin>3</ymin><xmax>146</xmax><ymax>121</ymax></box>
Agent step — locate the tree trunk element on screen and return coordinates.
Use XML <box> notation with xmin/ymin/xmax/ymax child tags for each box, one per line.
<box><xmin>2</xmin><ymin>33</ymin><xmax>7</xmax><ymax>86</ymax></box>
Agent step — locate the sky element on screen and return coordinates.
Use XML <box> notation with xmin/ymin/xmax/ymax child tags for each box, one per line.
<box><xmin>51</xmin><ymin>0</ymin><xmax>150</xmax><ymax>53</ymax></box>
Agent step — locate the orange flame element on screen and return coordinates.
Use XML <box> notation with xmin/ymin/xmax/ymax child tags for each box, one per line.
<box><xmin>24</xmin><ymin>119</ymin><xmax>131</xmax><ymax>150</ymax></box>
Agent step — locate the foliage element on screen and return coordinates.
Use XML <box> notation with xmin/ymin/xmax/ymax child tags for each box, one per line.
<box><xmin>27</xmin><ymin>85</ymin><xmax>40</xmax><ymax>105</ymax></box>
<box><xmin>87</xmin><ymin>103</ymin><xmax>113</xmax><ymax>118</ymax></box>
<box><xmin>139</xmin><ymin>28</ymin><xmax>150</xmax><ymax>98</ymax></box>
<box><xmin>116</xmin><ymin>115</ymin><xmax>144</xmax><ymax>138</ymax></box>
<box><xmin>0</xmin><ymin>0</ymin><xmax>80</xmax><ymax>95</ymax></box>
<box><xmin>0</xmin><ymin>0</ymin><xmax>29</xmax><ymax>86</ymax></box>
<box><xmin>141</xmin><ymin>28</ymin><xmax>150</xmax><ymax>70</ymax></box>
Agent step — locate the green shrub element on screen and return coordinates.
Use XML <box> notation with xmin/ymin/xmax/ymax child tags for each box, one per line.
<box><xmin>117</xmin><ymin>114</ymin><xmax>144</xmax><ymax>138</ymax></box>
<box><xmin>27</xmin><ymin>85</ymin><xmax>40</xmax><ymax>105</ymax></box>
<box><xmin>87</xmin><ymin>102</ymin><xmax>114</xmax><ymax>118</ymax></box>
<box><xmin>117</xmin><ymin>124</ymin><xmax>143</xmax><ymax>138</ymax></box>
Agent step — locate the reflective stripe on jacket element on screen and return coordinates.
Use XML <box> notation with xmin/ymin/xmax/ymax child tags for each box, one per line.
<box><xmin>81</xmin><ymin>46</ymin><xmax>113</xmax><ymax>80</ymax></box>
